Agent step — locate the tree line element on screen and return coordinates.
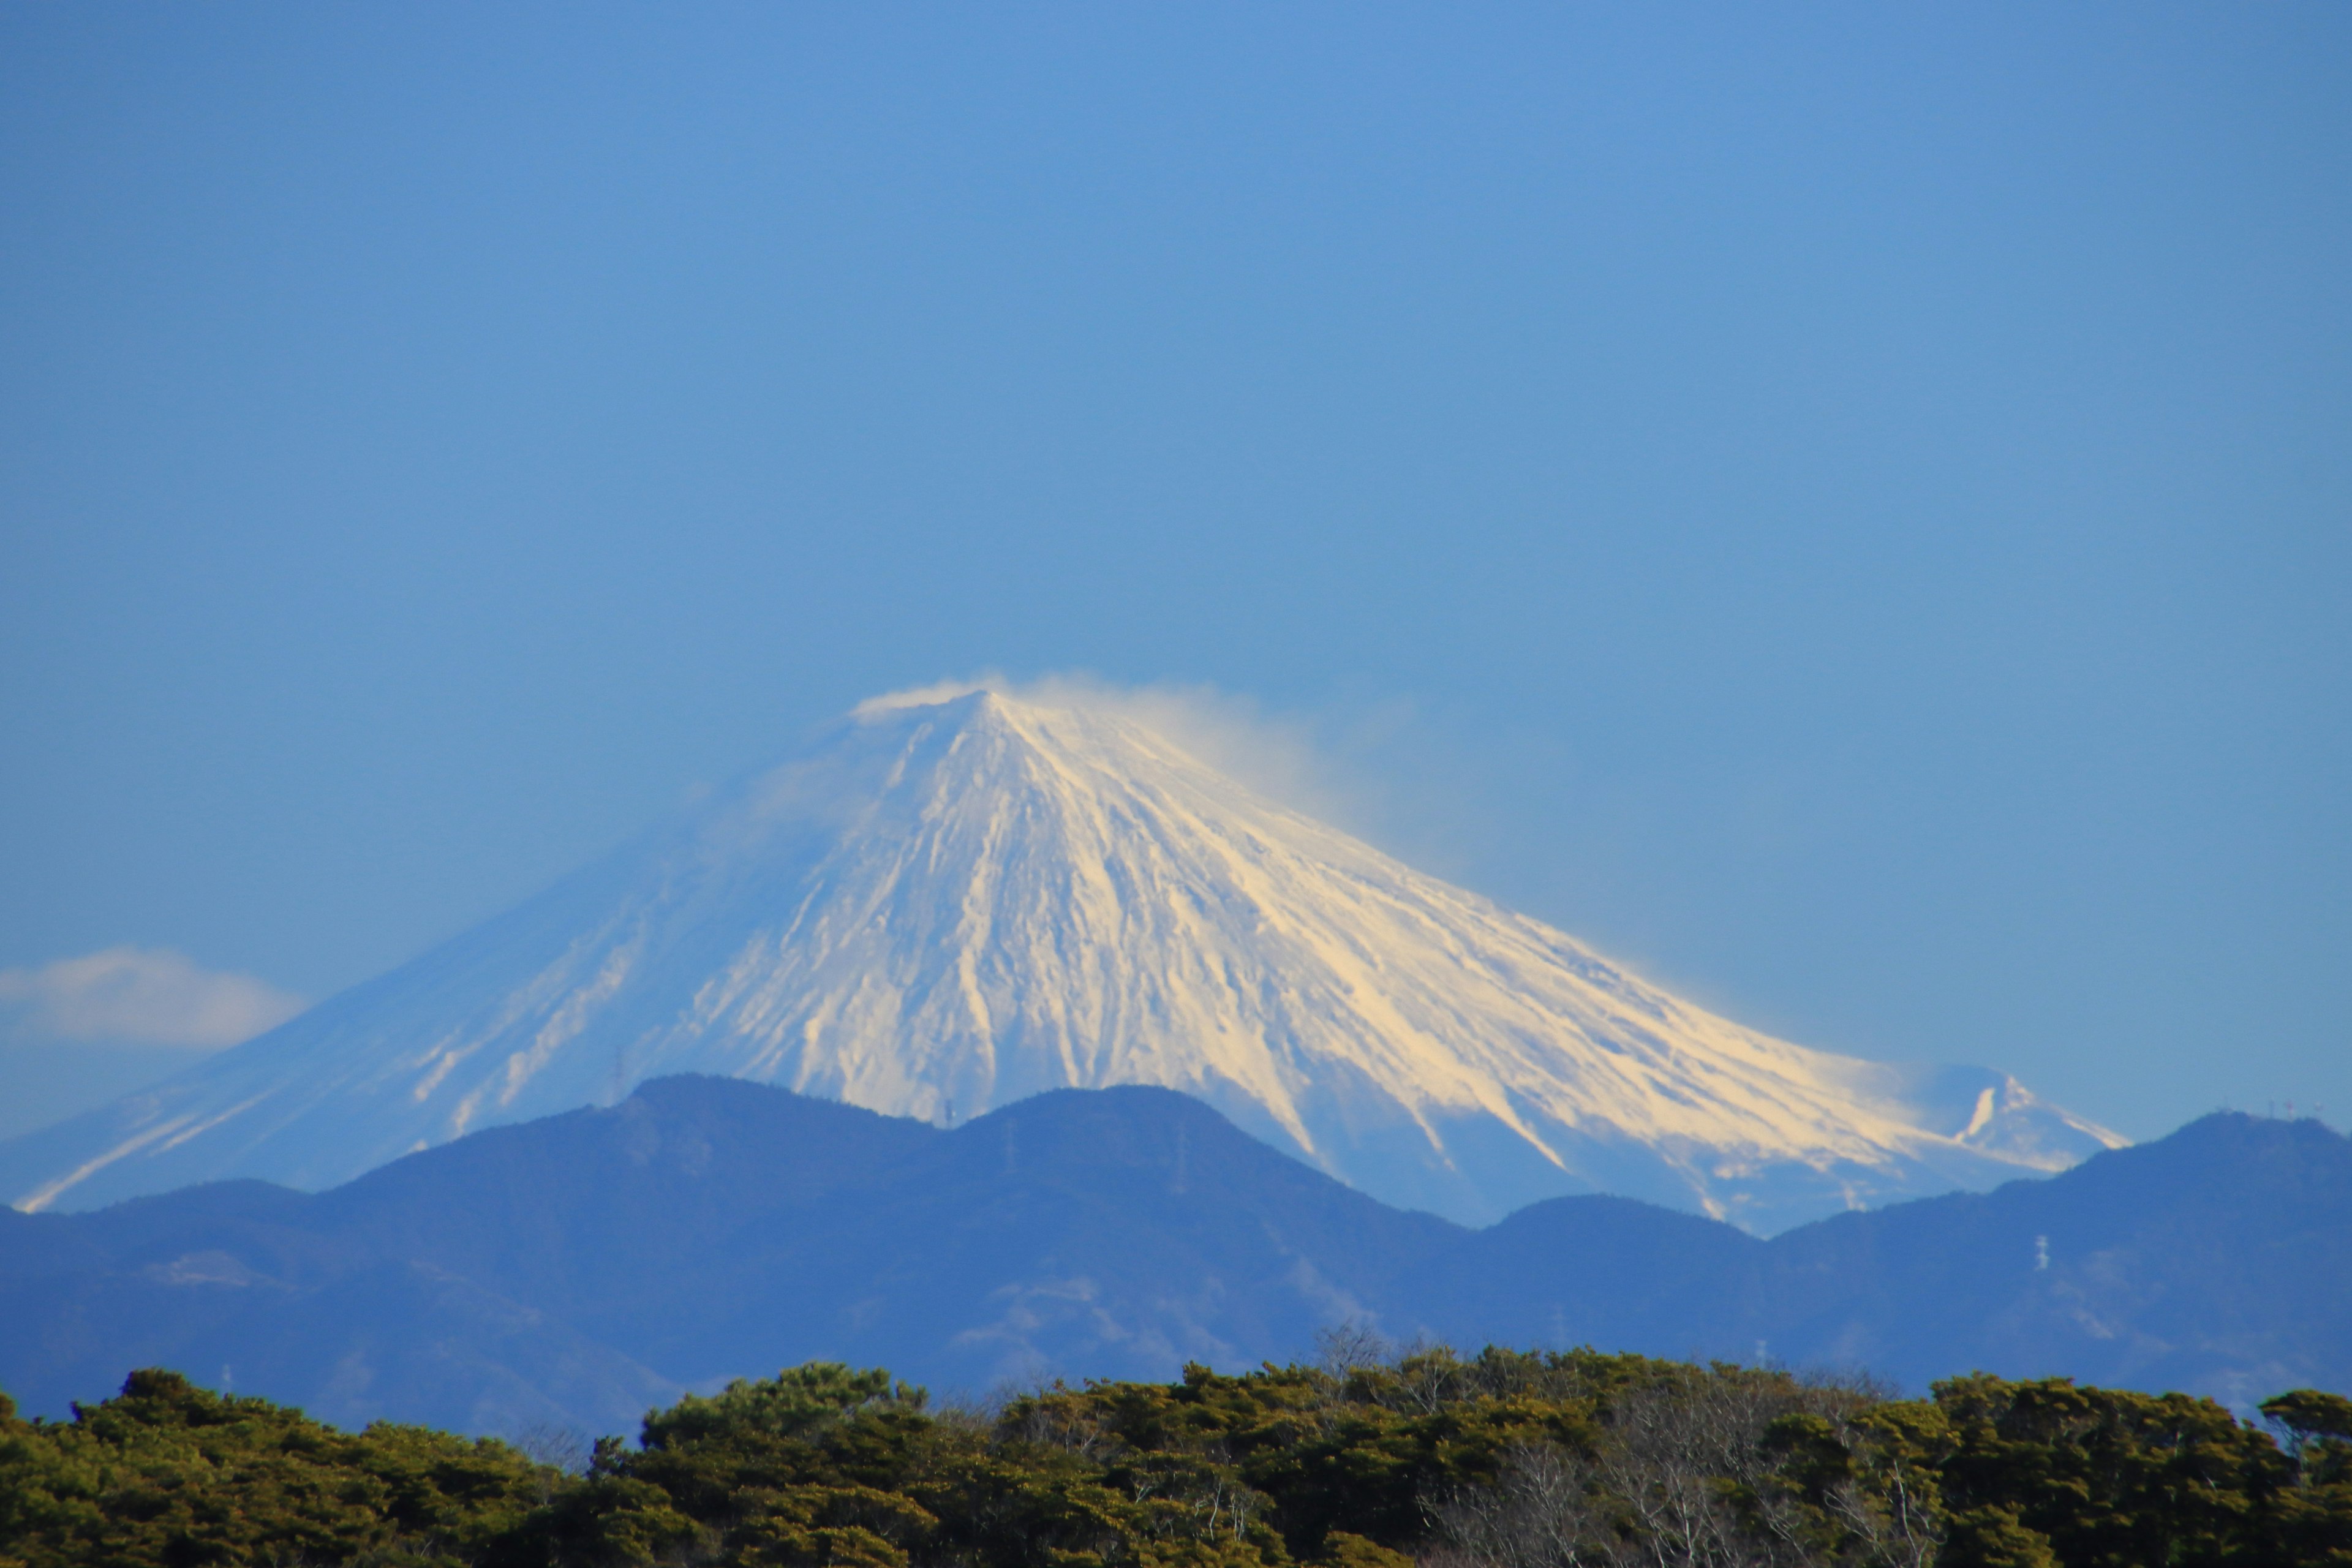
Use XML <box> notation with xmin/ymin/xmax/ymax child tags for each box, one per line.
<box><xmin>2</xmin><ymin>1341</ymin><xmax>2347</xmax><ymax>1567</ymax></box>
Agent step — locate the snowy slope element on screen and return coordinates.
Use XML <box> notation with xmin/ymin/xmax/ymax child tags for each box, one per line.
<box><xmin>0</xmin><ymin>689</ymin><xmax>2122</xmax><ymax>1229</ymax></box>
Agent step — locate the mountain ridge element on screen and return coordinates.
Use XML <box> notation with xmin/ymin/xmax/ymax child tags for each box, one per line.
<box><xmin>0</xmin><ymin>688</ymin><xmax>2119</xmax><ymax>1229</ymax></box>
<box><xmin>0</xmin><ymin>1079</ymin><xmax>2337</xmax><ymax>1438</ymax></box>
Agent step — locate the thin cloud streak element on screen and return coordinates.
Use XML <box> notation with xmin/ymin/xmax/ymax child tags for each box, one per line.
<box><xmin>0</xmin><ymin>948</ymin><xmax>305</xmax><ymax>1049</ymax></box>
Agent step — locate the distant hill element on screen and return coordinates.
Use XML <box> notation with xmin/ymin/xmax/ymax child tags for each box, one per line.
<box><xmin>0</xmin><ymin>1079</ymin><xmax>2340</xmax><ymax>1438</ymax></box>
<box><xmin>0</xmin><ymin>1080</ymin><xmax>1456</xmax><ymax>1433</ymax></box>
<box><xmin>1406</xmin><ymin>1111</ymin><xmax>2352</xmax><ymax>1406</ymax></box>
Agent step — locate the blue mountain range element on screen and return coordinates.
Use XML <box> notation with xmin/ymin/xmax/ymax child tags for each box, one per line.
<box><xmin>1</xmin><ymin>1078</ymin><xmax>2340</xmax><ymax>1439</ymax></box>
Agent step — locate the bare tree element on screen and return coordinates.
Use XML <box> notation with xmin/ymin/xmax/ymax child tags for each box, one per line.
<box><xmin>1316</xmin><ymin>1322</ymin><xmax>1395</xmax><ymax>1379</ymax></box>
<box><xmin>1431</xmin><ymin>1442</ymin><xmax>1616</xmax><ymax>1568</ymax></box>
<box><xmin>1428</xmin><ymin>1371</ymin><xmax>1941</xmax><ymax>1568</ymax></box>
<box><xmin>508</xmin><ymin>1420</ymin><xmax>595</xmax><ymax>1476</ymax></box>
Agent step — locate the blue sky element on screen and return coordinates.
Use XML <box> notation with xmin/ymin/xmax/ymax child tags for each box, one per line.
<box><xmin>1</xmin><ymin>4</ymin><xmax>2345</xmax><ymax>1142</ymax></box>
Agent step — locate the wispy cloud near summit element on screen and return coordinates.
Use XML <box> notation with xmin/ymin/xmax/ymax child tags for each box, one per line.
<box><xmin>0</xmin><ymin>949</ymin><xmax>304</xmax><ymax>1049</ymax></box>
<box><xmin>853</xmin><ymin>671</ymin><xmax>1385</xmax><ymax>835</ymax></box>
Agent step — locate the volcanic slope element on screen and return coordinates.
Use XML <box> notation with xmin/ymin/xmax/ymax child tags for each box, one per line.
<box><xmin>0</xmin><ymin>688</ymin><xmax>2119</xmax><ymax>1227</ymax></box>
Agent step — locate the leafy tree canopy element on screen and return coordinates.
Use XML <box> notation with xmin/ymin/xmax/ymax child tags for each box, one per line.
<box><xmin>4</xmin><ymin>1349</ymin><xmax>2347</xmax><ymax>1568</ymax></box>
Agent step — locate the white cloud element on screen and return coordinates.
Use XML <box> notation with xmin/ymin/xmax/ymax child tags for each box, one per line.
<box><xmin>0</xmin><ymin>948</ymin><xmax>305</xmax><ymax>1049</ymax></box>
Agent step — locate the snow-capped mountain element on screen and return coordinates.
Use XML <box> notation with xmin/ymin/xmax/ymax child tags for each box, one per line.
<box><xmin>0</xmin><ymin>688</ymin><xmax>2122</xmax><ymax>1229</ymax></box>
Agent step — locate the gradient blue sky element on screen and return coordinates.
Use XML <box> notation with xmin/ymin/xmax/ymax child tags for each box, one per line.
<box><xmin>2</xmin><ymin>4</ymin><xmax>2345</xmax><ymax>1142</ymax></box>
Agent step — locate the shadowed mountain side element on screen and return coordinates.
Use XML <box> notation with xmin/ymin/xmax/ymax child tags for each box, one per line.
<box><xmin>636</xmin><ymin>1086</ymin><xmax>1464</xmax><ymax>1389</ymax></box>
<box><xmin>0</xmin><ymin>1081</ymin><xmax>1463</xmax><ymax>1428</ymax></box>
<box><xmin>309</xmin><ymin>1076</ymin><xmax>943</xmax><ymax>1327</ymax></box>
<box><xmin>0</xmin><ymin>1080</ymin><xmax>2339</xmax><ymax>1438</ymax></box>
<box><xmin>0</xmin><ymin>1224</ymin><xmax>678</xmax><ymax>1436</ymax></box>
<box><xmin>1395</xmin><ymin>1195</ymin><xmax>1766</xmax><ymax>1360</ymax></box>
<box><xmin>320</xmin><ymin>1079</ymin><xmax>1462</xmax><ymax>1389</ymax></box>
<box><xmin>1715</xmin><ymin>1111</ymin><xmax>2352</xmax><ymax>1406</ymax></box>
<box><xmin>1390</xmin><ymin>1113</ymin><xmax>2352</xmax><ymax>1410</ymax></box>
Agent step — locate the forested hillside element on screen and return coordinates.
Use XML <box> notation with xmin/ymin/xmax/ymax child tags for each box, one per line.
<box><xmin>4</xmin><ymin>1347</ymin><xmax>2348</xmax><ymax>1568</ymax></box>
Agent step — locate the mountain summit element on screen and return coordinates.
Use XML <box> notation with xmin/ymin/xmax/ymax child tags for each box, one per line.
<box><xmin>0</xmin><ymin>688</ymin><xmax>2119</xmax><ymax>1227</ymax></box>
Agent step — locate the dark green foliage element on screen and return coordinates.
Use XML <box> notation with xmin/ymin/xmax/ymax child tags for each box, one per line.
<box><xmin>3</xmin><ymin>1355</ymin><xmax>2346</xmax><ymax>1567</ymax></box>
<box><xmin>2260</xmin><ymin>1389</ymin><xmax>2352</xmax><ymax>1566</ymax></box>
<box><xmin>642</xmin><ymin>1365</ymin><xmax>929</xmax><ymax>1451</ymax></box>
<box><xmin>2263</xmin><ymin>1389</ymin><xmax>2352</xmax><ymax>1448</ymax></box>
<box><xmin>1930</xmin><ymin>1374</ymin><xmax>2305</xmax><ymax>1567</ymax></box>
<box><xmin>0</xmin><ymin>1369</ymin><xmax>549</xmax><ymax>1567</ymax></box>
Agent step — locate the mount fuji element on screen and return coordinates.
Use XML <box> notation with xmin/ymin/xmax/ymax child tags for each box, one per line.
<box><xmin>0</xmin><ymin>687</ymin><xmax>2121</xmax><ymax>1229</ymax></box>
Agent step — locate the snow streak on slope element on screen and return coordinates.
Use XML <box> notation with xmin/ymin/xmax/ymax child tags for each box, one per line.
<box><xmin>0</xmin><ymin>690</ymin><xmax>2124</xmax><ymax>1228</ymax></box>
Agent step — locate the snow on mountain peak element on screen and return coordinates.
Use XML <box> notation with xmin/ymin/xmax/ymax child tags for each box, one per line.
<box><xmin>0</xmin><ymin>685</ymin><xmax>2124</xmax><ymax>1227</ymax></box>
